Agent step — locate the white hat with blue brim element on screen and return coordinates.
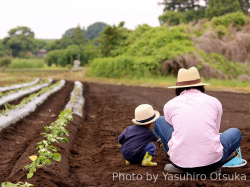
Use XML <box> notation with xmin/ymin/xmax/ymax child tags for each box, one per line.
<box><xmin>132</xmin><ymin>104</ymin><xmax>160</xmax><ymax>125</ymax></box>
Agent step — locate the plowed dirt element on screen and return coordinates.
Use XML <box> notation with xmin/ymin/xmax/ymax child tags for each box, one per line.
<box><xmin>0</xmin><ymin>82</ymin><xmax>249</xmax><ymax>187</ymax></box>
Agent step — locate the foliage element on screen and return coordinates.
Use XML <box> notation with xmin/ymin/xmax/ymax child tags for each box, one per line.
<box><xmin>159</xmin><ymin>9</ymin><xmax>205</xmax><ymax>26</ymax></box>
<box><xmin>205</xmin><ymin>0</ymin><xmax>242</xmax><ymax>19</ymax></box>
<box><xmin>57</xmin><ymin>45</ymin><xmax>86</xmax><ymax>67</ymax></box>
<box><xmin>45</xmin><ymin>50</ymin><xmax>62</xmax><ymax>66</ymax></box>
<box><xmin>62</xmin><ymin>28</ymin><xmax>75</xmax><ymax>37</ymax></box>
<box><xmin>204</xmin><ymin>53</ymin><xmax>249</xmax><ymax>77</ymax></box>
<box><xmin>158</xmin><ymin>11</ymin><xmax>186</xmax><ymax>26</ymax></box>
<box><xmin>62</xmin><ymin>22</ymin><xmax>108</xmax><ymax>41</ymax></box>
<box><xmin>24</xmin><ymin>108</ymin><xmax>72</xmax><ymax>179</ymax></box>
<box><xmin>3</xmin><ymin>27</ymin><xmax>36</xmax><ymax>57</ymax></box>
<box><xmin>238</xmin><ymin>0</ymin><xmax>250</xmax><ymax>14</ymax></box>
<box><xmin>1</xmin><ymin>182</ymin><xmax>34</xmax><ymax>187</ymax></box>
<box><xmin>185</xmin><ymin>9</ymin><xmax>205</xmax><ymax>23</ymax></box>
<box><xmin>89</xmin><ymin>56</ymin><xmax>160</xmax><ymax>78</ymax></box>
<box><xmin>0</xmin><ymin>56</ymin><xmax>12</xmax><ymax>68</ymax></box>
<box><xmin>0</xmin><ymin>40</ymin><xmax>9</xmax><ymax>58</ymax></box>
<box><xmin>45</xmin><ymin>37</ymin><xmax>75</xmax><ymax>51</ymax></box>
<box><xmin>97</xmin><ymin>21</ymin><xmax>130</xmax><ymax>57</ymax></box>
<box><xmin>159</xmin><ymin>0</ymin><xmax>204</xmax><ymax>13</ymax></box>
<box><xmin>211</xmin><ymin>12</ymin><xmax>250</xmax><ymax>27</ymax></box>
<box><xmin>82</xmin><ymin>42</ymin><xmax>101</xmax><ymax>61</ymax></box>
<box><xmin>8</xmin><ymin>58</ymin><xmax>44</xmax><ymax>69</ymax></box>
<box><xmin>73</xmin><ymin>25</ymin><xmax>88</xmax><ymax>45</ymax></box>
<box><xmin>89</xmin><ymin>13</ymin><xmax>250</xmax><ymax>79</ymax></box>
<box><xmin>33</xmin><ymin>39</ymin><xmax>49</xmax><ymax>53</ymax></box>
<box><xmin>85</xmin><ymin>22</ymin><xmax>108</xmax><ymax>40</ymax></box>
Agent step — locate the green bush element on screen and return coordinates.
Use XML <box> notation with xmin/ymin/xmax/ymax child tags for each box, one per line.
<box><xmin>158</xmin><ymin>11</ymin><xmax>186</xmax><ymax>26</ymax></box>
<box><xmin>90</xmin><ymin>56</ymin><xmax>160</xmax><ymax>78</ymax></box>
<box><xmin>205</xmin><ymin>53</ymin><xmax>249</xmax><ymax>77</ymax></box>
<box><xmin>45</xmin><ymin>50</ymin><xmax>61</xmax><ymax>66</ymax></box>
<box><xmin>57</xmin><ymin>45</ymin><xmax>85</xmax><ymax>67</ymax></box>
<box><xmin>45</xmin><ymin>45</ymin><xmax>92</xmax><ymax>67</ymax></box>
<box><xmin>0</xmin><ymin>56</ymin><xmax>12</xmax><ymax>67</ymax></box>
<box><xmin>212</xmin><ymin>12</ymin><xmax>250</xmax><ymax>27</ymax></box>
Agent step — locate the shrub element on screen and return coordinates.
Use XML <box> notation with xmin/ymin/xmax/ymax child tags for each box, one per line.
<box><xmin>90</xmin><ymin>56</ymin><xmax>160</xmax><ymax>78</ymax></box>
<box><xmin>212</xmin><ymin>12</ymin><xmax>250</xmax><ymax>27</ymax></box>
<box><xmin>45</xmin><ymin>50</ymin><xmax>61</xmax><ymax>66</ymax></box>
<box><xmin>158</xmin><ymin>11</ymin><xmax>186</xmax><ymax>26</ymax></box>
<box><xmin>0</xmin><ymin>56</ymin><xmax>12</xmax><ymax>67</ymax></box>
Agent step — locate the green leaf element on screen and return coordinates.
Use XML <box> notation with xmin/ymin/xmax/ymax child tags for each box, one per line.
<box><xmin>61</xmin><ymin>137</ymin><xmax>68</xmax><ymax>143</ymax></box>
<box><xmin>45</xmin><ymin>159</ymin><xmax>51</xmax><ymax>165</ymax></box>
<box><xmin>27</xmin><ymin>172</ymin><xmax>34</xmax><ymax>179</ymax></box>
<box><xmin>49</xmin><ymin>145</ymin><xmax>57</xmax><ymax>152</ymax></box>
<box><xmin>51</xmin><ymin>153</ymin><xmax>61</xmax><ymax>162</ymax></box>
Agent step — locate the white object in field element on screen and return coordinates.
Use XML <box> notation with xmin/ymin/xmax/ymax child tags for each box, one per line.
<box><xmin>64</xmin><ymin>81</ymin><xmax>84</xmax><ymax>117</ymax></box>
<box><xmin>0</xmin><ymin>78</ymin><xmax>40</xmax><ymax>92</ymax></box>
<box><xmin>0</xmin><ymin>79</ymin><xmax>53</xmax><ymax>106</ymax></box>
<box><xmin>0</xmin><ymin>80</ymin><xmax>65</xmax><ymax>131</ymax></box>
<box><xmin>74</xmin><ymin>60</ymin><xmax>80</xmax><ymax>69</ymax></box>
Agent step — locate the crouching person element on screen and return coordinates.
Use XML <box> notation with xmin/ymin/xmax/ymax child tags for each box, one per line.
<box><xmin>118</xmin><ymin>104</ymin><xmax>160</xmax><ymax>166</ymax></box>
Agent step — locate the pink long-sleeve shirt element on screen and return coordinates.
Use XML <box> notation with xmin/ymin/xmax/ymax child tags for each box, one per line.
<box><xmin>164</xmin><ymin>89</ymin><xmax>223</xmax><ymax>168</ymax></box>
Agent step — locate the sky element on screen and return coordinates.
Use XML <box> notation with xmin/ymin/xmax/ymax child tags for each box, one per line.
<box><xmin>0</xmin><ymin>0</ymin><xmax>165</xmax><ymax>39</ymax></box>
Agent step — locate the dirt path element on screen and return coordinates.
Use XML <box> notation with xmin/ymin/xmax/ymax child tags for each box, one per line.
<box><xmin>69</xmin><ymin>82</ymin><xmax>250</xmax><ymax>186</ymax></box>
<box><xmin>0</xmin><ymin>81</ymin><xmax>74</xmax><ymax>182</ymax></box>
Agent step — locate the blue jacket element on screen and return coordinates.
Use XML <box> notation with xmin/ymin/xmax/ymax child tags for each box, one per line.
<box><xmin>118</xmin><ymin>125</ymin><xmax>156</xmax><ymax>160</ymax></box>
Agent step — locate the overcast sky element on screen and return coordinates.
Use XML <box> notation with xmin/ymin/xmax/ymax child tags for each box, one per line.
<box><xmin>0</xmin><ymin>0</ymin><xmax>166</xmax><ymax>39</ymax></box>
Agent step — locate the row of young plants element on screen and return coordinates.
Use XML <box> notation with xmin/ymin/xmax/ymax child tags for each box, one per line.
<box><xmin>65</xmin><ymin>81</ymin><xmax>84</xmax><ymax>117</ymax></box>
<box><xmin>1</xmin><ymin>81</ymin><xmax>84</xmax><ymax>186</ymax></box>
<box><xmin>0</xmin><ymin>80</ymin><xmax>62</xmax><ymax>116</ymax></box>
<box><xmin>0</xmin><ymin>80</ymin><xmax>65</xmax><ymax>130</ymax></box>
<box><xmin>0</xmin><ymin>78</ymin><xmax>39</xmax><ymax>92</ymax></box>
<box><xmin>23</xmin><ymin>108</ymin><xmax>73</xmax><ymax>179</ymax></box>
<box><xmin>24</xmin><ymin>81</ymin><xmax>83</xmax><ymax>179</ymax></box>
<box><xmin>0</xmin><ymin>79</ymin><xmax>47</xmax><ymax>98</ymax></box>
<box><xmin>1</xmin><ymin>182</ymin><xmax>34</xmax><ymax>187</ymax></box>
<box><xmin>0</xmin><ymin>79</ymin><xmax>53</xmax><ymax>106</ymax></box>
<box><xmin>24</xmin><ymin>81</ymin><xmax>84</xmax><ymax>179</ymax></box>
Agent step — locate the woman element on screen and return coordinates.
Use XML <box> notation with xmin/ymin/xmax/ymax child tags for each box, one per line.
<box><xmin>154</xmin><ymin>67</ymin><xmax>242</xmax><ymax>173</ymax></box>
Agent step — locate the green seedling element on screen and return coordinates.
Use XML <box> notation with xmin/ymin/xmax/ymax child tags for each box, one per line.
<box><xmin>1</xmin><ymin>182</ymin><xmax>34</xmax><ymax>187</ymax></box>
<box><xmin>24</xmin><ymin>108</ymin><xmax>73</xmax><ymax>179</ymax></box>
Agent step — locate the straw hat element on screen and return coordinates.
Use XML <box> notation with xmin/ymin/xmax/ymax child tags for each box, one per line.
<box><xmin>132</xmin><ymin>104</ymin><xmax>160</xmax><ymax>125</ymax></box>
<box><xmin>168</xmin><ymin>67</ymin><xmax>210</xmax><ymax>88</ymax></box>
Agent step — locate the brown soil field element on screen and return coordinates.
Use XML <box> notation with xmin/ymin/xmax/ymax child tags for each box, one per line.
<box><xmin>0</xmin><ymin>82</ymin><xmax>249</xmax><ymax>186</ymax></box>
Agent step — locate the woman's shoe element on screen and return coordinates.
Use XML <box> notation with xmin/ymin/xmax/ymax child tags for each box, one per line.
<box><xmin>142</xmin><ymin>152</ymin><xmax>157</xmax><ymax>166</ymax></box>
<box><xmin>164</xmin><ymin>164</ymin><xmax>185</xmax><ymax>173</ymax></box>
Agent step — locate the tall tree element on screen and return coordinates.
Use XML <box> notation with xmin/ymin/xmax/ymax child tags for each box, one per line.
<box><xmin>160</xmin><ymin>0</ymin><xmax>203</xmax><ymax>13</ymax></box>
<box><xmin>3</xmin><ymin>26</ymin><xmax>35</xmax><ymax>57</ymax></box>
<box><xmin>238</xmin><ymin>0</ymin><xmax>250</xmax><ymax>14</ymax></box>
<box><xmin>205</xmin><ymin>0</ymin><xmax>242</xmax><ymax>19</ymax></box>
<box><xmin>98</xmin><ymin>21</ymin><xmax>128</xmax><ymax>57</ymax></box>
<box><xmin>85</xmin><ymin>22</ymin><xmax>108</xmax><ymax>40</ymax></box>
<box><xmin>62</xmin><ymin>28</ymin><xmax>76</xmax><ymax>37</ymax></box>
<box><xmin>73</xmin><ymin>25</ymin><xmax>87</xmax><ymax>45</ymax></box>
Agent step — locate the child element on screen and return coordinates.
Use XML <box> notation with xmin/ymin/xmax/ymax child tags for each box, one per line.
<box><xmin>118</xmin><ymin>104</ymin><xmax>160</xmax><ymax>166</ymax></box>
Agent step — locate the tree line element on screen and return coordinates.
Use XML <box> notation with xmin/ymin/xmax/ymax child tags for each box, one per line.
<box><xmin>0</xmin><ymin>22</ymin><xmax>107</xmax><ymax>59</ymax></box>
<box><xmin>159</xmin><ymin>0</ymin><xmax>249</xmax><ymax>26</ymax></box>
